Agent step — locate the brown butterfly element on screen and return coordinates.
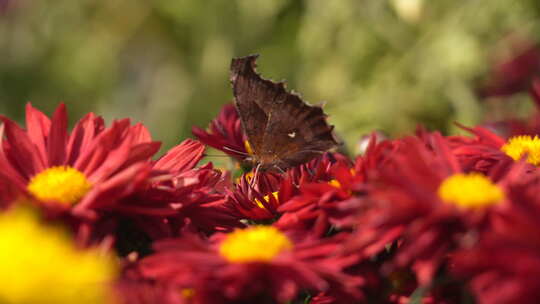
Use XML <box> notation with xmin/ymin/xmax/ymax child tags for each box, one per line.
<box><xmin>230</xmin><ymin>55</ymin><xmax>338</xmax><ymax>171</ymax></box>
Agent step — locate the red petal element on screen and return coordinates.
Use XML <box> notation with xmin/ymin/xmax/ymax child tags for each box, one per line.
<box><xmin>0</xmin><ymin>116</ymin><xmax>45</xmax><ymax>178</ymax></box>
<box><xmin>47</xmin><ymin>103</ymin><xmax>68</xmax><ymax>166</ymax></box>
<box><xmin>74</xmin><ymin>119</ymin><xmax>130</xmax><ymax>176</ymax></box>
<box><xmin>66</xmin><ymin>113</ymin><xmax>104</xmax><ymax>165</ymax></box>
<box><xmin>25</xmin><ymin>103</ymin><xmax>51</xmax><ymax>166</ymax></box>
<box><xmin>120</xmin><ymin>142</ymin><xmax>161</xmax><ymax>171</ymax></box>
<box><xmin>154</xmin><ymin>139</ymin><xmax>205</xmax><ymax>173</ymax></box>
<box><xmin>74</xmin><ymin>162</ymin><xmax>150</xmax><ymax>215</ymax></box>
<box><xmin>87</xmin><ymin>130</ymin><xmax>134</xmax><ymax>182</ymax></box>
<box><xmin>130</xmin><ymin>123</ymin><xmax>153</xmax><ymax>144</ymax></box>
<box><xmin>0</xmin><ymin>124</ymin><xmax>27</xmax><ymax>189</ymax></box>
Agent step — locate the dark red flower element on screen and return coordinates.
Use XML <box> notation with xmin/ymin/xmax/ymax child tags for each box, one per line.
<box><xmin>446</xmin><ymin>123</ymin><xmax>540</xmax><ymax>177</ymax></box>
<box><xmin>0</xmin><ymin>103</ymin><xmax>160</xmax><ymax>220</ymax></box>
<box><xmin>223</xmin><ymin>171</ymin><xmax>290</xmax><ymax>222</ymax></box>
<box><xmin>276</xmin><ymin>162</ymin><xmax>359</xmax><ymax>237</ymax></box>
<box><xmin>192</xmin><ymin>104</ymin><xmax>248</xmax><ymax>161</ymax></box>
<box><xmin>276</xmin><ymin>136</ymin><xmax>396</xmax><ymax>237</ymax></box>
<box><xmin>285</xmin><ymin>152</ymin><xmax>352</xmax><ymax>186</ymax></box>
<box><xmin>223</xmin><ymin>152</ymin><xmax>352</xmax><ymax>224</ymax></box>
<box><xmin>480</xmin><ymin>41</ymin><xmax>540</xmax><ymax>98</ymax></box>
<box><xmin>350</xmin><ymin>132</ymin><xmax>512</xmax><ymax>285</ymax></box>
<box><xmin>113</xmin><ymin>139</ymin><xmax>242</xmax><ymax>240</ymax></box>
<box><xmin>472</xmin><ymin>77</ymin><xmax>540</xmax><ymax>139</ymax></box>
<box><xmin>490</xmin><ymin>78</ymin><xmax>540</xmax><ymax>137</ymax></box>
<box><xmin>452</xmin><ymin>166</ymin><xmax>540</xmax><ymax>304</ymax></box>
<box><xmin>139</xmin><ymin>225</ymin><xmax>362</xmax><ymax>304</ymax></box>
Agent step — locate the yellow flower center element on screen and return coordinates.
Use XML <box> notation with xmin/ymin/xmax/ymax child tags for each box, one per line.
<box><xmin>328</xmin><ymin>179</ymin><xmax>342</xmax><ymax>188</ymax></box>
<box><xmin>437</xmin><ymin>173</ymin><xmax>504</xmax><ymax>209</ymax></box>
<box><xmin>27</xmin><ymin>166</ymin><xmax>92</xmax><ymax>205</ymax></box>
<box><xmin>0</xmin><ymin>207</ymin><xmax>118</xmax><ymax>304</ymax></box>
<box><xmin>244</xmin><ymin>140</ymin><xmax>254</xmax><ymax>155</ymax></box>
<box><xmin>501</xmin><ymin>135</ymin><xmax>540</xmax><ymax>165</ymax></box>
<box><xmin>219</xmin><ymin>226</ymin><xmax>293</xmax><ymax>263</ymax></box>
<box><xmin>254</xmin><ymin>191</ymin><xmax>279</xmax><ymax>208</ymax></box>
<box><xmin>328</xmin><ymin>169</ymin><xmax>356</xmax><ymax>189</ymax></box>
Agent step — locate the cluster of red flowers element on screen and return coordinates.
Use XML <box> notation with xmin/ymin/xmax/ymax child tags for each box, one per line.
<box><xmin>3</xmin><ymin>79</ymin><xmax>540</xmax><ymax>303</ymax></box>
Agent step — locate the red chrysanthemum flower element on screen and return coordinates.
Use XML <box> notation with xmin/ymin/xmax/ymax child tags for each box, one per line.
<box><xmin>276</xmin><ymin>135</ymin><xmax>396</xmax><ymax>237</ymax></box>
<box><xmin>0</xmin><ymin>104</ymin><xmax>160</xmax><ymax>238</ymax></box>
<box><xmin>350</xmin><ymin>132</ymin><xmax>513</xmax><ymax>285</ymax></box>
<box><xmin>446</xmin><ymin>125</ymin><xmax>508</xmax><ymax>175</ymax></box>
<box><xmin>452</xmin><ymin>166</ymin><xmax>540</xmax><ymax>304</ymax></box>
<box><xmin>0</xmin><ymin>104</ymin><xmax>169</xmax><ymax>247</ymax></box>
<box><xmin>223</xmin><ymin>152</ymin><xmax>351</xmax><ymax>224</ymax></box>
<box><xmin>447</xmin><ymin>122</ymin><xmax>540</xmax><ymax>176</ymax></box>
<box><xmin>479</xmin><ymin>41</ymin><xmax>540</xmax><ymax>98</ymax></box>
<box><xmin>285</xmin><ymin>152</ymin><xmax>352</xmax><ymax>186</ymax></box>
<box><xmin>112</xmin><ymin>139</ymin><xmax>241</xmax><ymax>238</ymax></box>
<box><xmin>276</xmin><ymin>162</ymin><xmax>360</xmax><ymax>237</ymax></box>
<box><xmin>139</xmin><ymin>225</ymin><xmax>363</xmax><ymax>303</ymax></box>
<box><xmin>448</xmin><ymin>81</ymin><xmax>540</xmax><ymax>174</ymax></box>
<box><xmin>192</xmin><ymin>104</ymin><xmax>249</xmax><ymax>161</ymax></box>
<box><xmin>224</xmin><ymin>171</ymin><xmax>292</xmax><ymax>222</ymax></box>
<box><xmin>487</xmin><ymin>78</ymin><xmax>540</xmax><ymax>137</ymax></box>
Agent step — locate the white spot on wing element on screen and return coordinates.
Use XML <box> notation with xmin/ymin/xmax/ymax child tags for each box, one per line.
<box><xmin>288</xmin><ymin>132</ymin><xmax>296</xmax><ymax>138</ymax></box>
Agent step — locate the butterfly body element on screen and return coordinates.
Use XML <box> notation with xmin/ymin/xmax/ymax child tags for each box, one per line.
<box><xmin>231</xmin><ymin>55</ymin><xmax>338</xmax><ymax>171</ymax></box>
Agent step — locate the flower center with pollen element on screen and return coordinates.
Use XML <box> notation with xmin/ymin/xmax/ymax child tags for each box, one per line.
<box><xmin>501</xmin><ymin>135</ymin><xmax>540</xmax><ymax>165</ymax></box>
<box><xmin>27</xmin><ymin>166</ymin><xmax>92</xmax><ymax>205</ymax></box>
<box><xmin>219</xmin><ymin>226</ymin><xmax>293</xmax><ymax>263</ymax></box>
<box><xmin>437</xmin><ymin>173</ymin><xmax>504</xmax><ymax>209</ymax></box>
<box><xmin>254</xmin><ymin>191</ymin><xmax>278</xmax><ymax>208</ymax></box>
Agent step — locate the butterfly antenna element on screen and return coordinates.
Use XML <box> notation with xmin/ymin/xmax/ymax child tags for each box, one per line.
<box><xmin>223</xmin><ymin>146</ymin><xmax>249</xmax><ymax>156</ymax></box>
<box><xmin>250</xmin><ymin>163</ymin><xmax>262</xmax><ymax>188</ymax></box>
<box><xmin>203</xmin><ymin>154</ymin><xmax>230</xmax><ymax>158</ymax></box>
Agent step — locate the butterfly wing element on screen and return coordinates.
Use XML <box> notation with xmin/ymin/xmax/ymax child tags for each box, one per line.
<box><xmin>230</xmin><ymin>55</ymin><xmax>269</xmax><ymax>158</ymax></box>
<box><xmin>231</xmin><ymin>55</ymin><xmax>338</xmax><ymax>169</ymax></box>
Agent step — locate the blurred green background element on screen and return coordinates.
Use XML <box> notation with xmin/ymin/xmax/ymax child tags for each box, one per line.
<box><xmin>1</xmin><ymin>0</ymin><xmax>540</xmax><ymax>153</ymax></box>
